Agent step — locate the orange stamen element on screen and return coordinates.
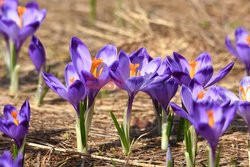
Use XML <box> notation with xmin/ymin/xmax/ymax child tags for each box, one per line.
<box><xmin>129</xmin><ymin>64</ymin><xmax>140</xmax><ymax>77</ymax></box>
<box><xmin>90</xmin><ymin>58</ymin><xmax>103</xmax><ymax>78</ymax></box>
<box><xmin>197</xmin><ymin>91</ymin><xmax>205</xmax><ymax>99</ymax></box>
<box><xmin>207</xmin><ymin>110</ymin><xmax>214</xmax><ymax>127</ymax></box>
<box><xmin>69</xmin><ymin>77</ymin><xmax>75</xmax><ymax>84</ymax></box>
<box><xmin>17</xmin><ymin>6</ymin><xmax>26</xmax><ymax>27</ymax></box>
<box><xmin>246</xmin><ymin>35</ymin><xmax>250</xmax><ymax>46</ymax></box>
<box><xmin>189</xmin><ymin>60</ymin><xmax>197</xmax><ymax>78</ymax></box>
<box><xmin>240</xmin><ymin>86</ymin><xmax>250</xmax><ymax>101</ymax></box>
<box><xmin>11</xmin><ymin>111</ymin><xmax>19</xmax><ymax>126</ymax></box>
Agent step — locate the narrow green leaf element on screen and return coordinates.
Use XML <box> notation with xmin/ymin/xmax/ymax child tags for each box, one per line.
<box><xmin>215</xmin><ymin>145</ymin><xmax>222</xmax><ymax>167</ymax></box>
<box><xmin>79</xmin><ymin>101</ymin><xmax>87</xmax><ymax>148</ymax></box>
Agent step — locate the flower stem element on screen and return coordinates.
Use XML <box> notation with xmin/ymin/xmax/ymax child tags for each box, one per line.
<box><xmin>208</xmin><ymin>145</ymin><xmax>216</xmax><ymax>167</ymax></box>
<box><xmin>8</xmin><ymin>41</ymin><xmax>19</xmax><ymax>94</ymax></box>
<box><xmin>123</xmin><ymin>94</ymin><xmax>135</xmax><ymax>147</ymax></box>
<box><xmin>152</xmin><ymin>98</ymin><xmax>162</xmax><ymax>134</ymax></box>
<box><xmin>35</xmin><ymin>71</ymin><xmax>45</xmax><ymax>106</ymax></box>
<box><xmin>75</xmin><ymin>120</ymin><xmax>87</xmax><ymax>153</ymax></box>
<box><xmin>161</xmin><ymin>109</ymin><xmax>174</xmax><ymax>150</ymax></box>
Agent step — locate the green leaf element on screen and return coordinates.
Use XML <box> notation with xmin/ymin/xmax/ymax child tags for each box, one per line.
<box><xmin>110</xmin><ymin>112</ymin><xmax>129</xmax><ymax>154</ymax></box>
<box><xmin>12</xmin><ymin>144</ymin><xmax>18</xmax><ymax>159</ymax></box>
<box><xmin>215</xmin><ymin>145</ymin><xmax>222</xmax><ymax>167</ymax></box>
<box><xmin>79</xmin><ymin>101</ymin><xmax>87</xmax><ymax>148</ymax></box>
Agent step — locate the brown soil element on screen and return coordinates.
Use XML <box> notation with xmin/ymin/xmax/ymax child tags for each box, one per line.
<box><xmin>0</xmin><ymin>0</ymin><xmax>250</xmax><ymax>166</ymax></box>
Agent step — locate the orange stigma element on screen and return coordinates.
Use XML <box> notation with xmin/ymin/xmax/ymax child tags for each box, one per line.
<box><xmin>69</xmin><ymin>77</ymin><xmax>75</xmax><ymax>84</ymax></box>
<box><xmin>17</xmin><ymin>6</ymin><xmax>26</xmax><ymax>27</ymax></box>
<box><xmin>240</xmin><ymin>86</ymin><xmax>250</xmax><ymax>101</ymax></box>
<box><xmin>129</xmin><ymin>64</ymin><xmax>140</xmax><ymax>77</ymax></box>
<box><xmin>11</xmin><ymin>111</ymin><xmax>19</xmax><ymax>126</ymax></box>
<box><xmin>246</xmin><ymin>35</ymin><xmax>250</xmax><ymax>46</ymax></box>
<box><xmin>90</xmin><ymin>58</ymin><xmax>103</xmax><ymax>78</ymax></box>
<box><xmin>197</xmin><ymin>91</ymin><xmax>205</xmax><ymax>99</ymax></box>
<box><xmin>189</xmin><ymin>60</ymin><xmax>197</xmax><ymax>78</ymax></box>
<box><xmin>207</xmin><ymin>110</ymin><xmax>214</xmax><ymax>127</ymax></box>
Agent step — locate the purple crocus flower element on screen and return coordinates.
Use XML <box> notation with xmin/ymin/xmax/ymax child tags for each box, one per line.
<box><xmin>226</xmin><ymin>27</ymin><xmax>250</xmax><ymax>75</ymax></box>
<box><xmin>43</xmin><ymin>63</ymin><xmax>86</xmax><ymax>115</ymax></box>
<box><xmin>70</xmin><ymin>37</ymin><xmax>118</xmax><ymax>108</ymax></box>
<box><xmin>238</xmin><ymin>76</ymin><xmax>250</xmax><ymax>131</ymax></box>
<box><xmin>170</xmin><ymin>101</ymin><xmax>236</xmax><ymax>166</ymax></box>
<box><xmin>181</xmin><ymin>79</ymin><xmax>238</xmax><ymax>113</ymax></box>
<box><xmin>0</xmin><ymin>100</ymin><xmax>30</xmax><ymax>148</ymax></box>
<box><xmin>142</xmin><ymin>57</ymin><xmax>178</xmax><ymax>112</ymax></box>
<box><xmin>110</xmin><ymin>48</ymin><xmax>161</xmax><ymax>122</ymax></box>
<box><xmin>0</xmin><ymin>151</ymin><xmax>23</xmax><ymax>167</ymax></box>
<box><xmin>29</xmin><ymin>35</ymin><xmax>45</xmax><ymax>72</ymax></box>
<box><xmin>167</xmin><ymin>52</ymin><xmax>234</xmax><ymax>87</ymax></box>
<box><xmin>0</xmin><ymin>0</ymin><xmax>46</xmax><ymax>52</ymax></box>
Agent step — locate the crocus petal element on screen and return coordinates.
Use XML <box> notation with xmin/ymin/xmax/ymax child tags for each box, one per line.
<box><xmin>116</xmin><ymin>50</ymin><xmax>130</xmax><ymax>80</ymax></box>
<box><xmin>205</xmin><ymin>62</ymin><xmax>234</xmax><ymax>88</ymax></box>
<box><xmin>172</xmin><ymin>52</ymin><xmax>189</xmax><ymax>73</ymax></box>
<box><xmin>3</xmin><ymin>105</ymin><xmax>16</xmax><ymax>120</ymax></box>
<box><xmin>195</xmin><ymin>52</ymin><xmax>212</xmax><ymax>70</ymax></box>
<box><xmin>0</xmin><ymin>19</ymin><xmax>19</xmax><ymax>41</ymax></box>
<box><xmin>141</xmin><ymin>57</ymin><xmax>161</xmax><ymax>76</ymax></box>
<box><xmin>172</xmin><ymin>71</ymin><xmax>191</xmax><ymax>86</ymax></box>
<box><xmin>166</xmin><ymin>56</ymin><xmax>181</xmax><ymax>72</ymax></box>
<box><xmin>225</xmin><ymin>36</ymin><xmax>238</xmax><ymax>57</ymax></box>
<box><xmin>180</xmin><ymin>85</ymin><xmax>193</xmax><ymax>113</ymax></box>
<box><xmin>236</xmin><ymin>44</ymin><xmax>250</xmax><ymax>70</ymax></box>
<box><xmin>193</xmin><ymin>65</ymin><xmax>213</xmax><ymax>87</ymax></box>
<box><xmin>42</xmin><ymin>72</ymin><xmax>68</xmax><ymax>100</ymax></box>
<box><xmin>25</xmin><ymin>1</ymin><xmax>39</xmax><ymax>9</ymax></box>
<box><xmin>170</xmin><ymin>102</ymin><xmax>191</xmax><ymax>121</ymax></box>
<box><xmin>22</xmin><ymin>8</ymin><xmax>46</xmax><ymax>27</ymax></box>
<box><xmin>129</xmin><ymin>48</ymin><xmax>151</xmax><ymax>69</ymax></box>
<box><xmin>67</xmin><ymin>80</ymin><xmax>86</xmax><ymax>107</ymax></box>
<box><xmin>125</xmin><ymin>76</ymin><xmax>144</xmax><ymax>94</ymax></box>
<box><xmin>29</xmin><ymin>35</ymin><xmax>46</xmax><ymax>72</ymax></box>
<box><xmin>18</xmin><ymin>21</ymin><xmax>40</xmax><ymax>48</ymax></box>
<box><xmin>64</xmin><ymin>62</ymin><xmax>79</xmax><ymax>88</ymax></box>
<box><xmin>70</xmin><ymin>37</ymin><xmax>92</xmax><ymax>74</ymax></box>
<box><xmin>19</xmin><ymin>100</ymin><xmax>30</xmax><ymax>121</ymax></box>
<box><xmin>96</xmin><ymin>44</ymin><xmax>117</xmax><ymax>66</ymax></box>
<box><xmin>238</xmin><ymin>102</ymin><xmax>250</xmax><ymax>127</ymax></box>
<box><xmin>235</xmin><ymin>27</ymin><xmax>248</xmax><ymax>44</ymax></box>
<box><xmin>221</xmin><ymin>104</ymin><xmax>236</xmax><ymax>132</ymax></box>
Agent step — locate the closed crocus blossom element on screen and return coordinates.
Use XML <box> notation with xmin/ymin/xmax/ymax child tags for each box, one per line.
<box><xmin>167</xmin><ymin>52</ymin><xmax>234</xmax><ymax>87</ymax></box>
<box><xmin>70</xmin><ymin>37</ymin><xmax>118</xmax><ymax>108</ymax></box>
<box><xmin>170</xmin><ymin>101</ymin><xmax>236</xmax><ymax>167</ymax></box>
<box><xmin>226</xmin><ymin>27</ymin><xmax>250</xmax><ymax>75</ymax></box>
<box><xmin>0</xmin><ymin>0</ymin><xmax>46</xmax><ymax>51</ymax></box>
<box><xmin>0</xmin><ymin>100</ymin><xmax>30</xmax><ymax>148</ymax></box>
<box><xmin>43</xmin><ymin>63</ymin><xmax>86</xmax><ymax>115</ymax></box>
<box><xmin>29</xmin><ymin>35</ymin><xmax>45</xmax><ymax>72</ymax></box>
<box><xmin>0</xmin><ymin>151</ymin><xmax>23</xmax><ymax>167</ymax></box>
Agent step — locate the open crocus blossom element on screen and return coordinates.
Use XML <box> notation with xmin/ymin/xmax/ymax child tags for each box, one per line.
<box><xmin>43</xmin><ymin>63</ymin><xmax>86</xmax><ymax>114</ymax></box>
<box><xmin>0</xmin><ymin>100</ymin><xmax>30</xmax><ymax>149</ymax></box>
<box><xmin>0</xmin><ymin>151</ymin><xmax>23</xmax><ymax>167</ymax></box>
<box><xmin>29</xmin><ymin>35</ymin><xmax>47</xmax><ymax>106</ymax></box>
<box><xmin>171</xmin><ymin>100</ymin><xmax>236</xmax><ymax>167</ymax></box>
<box><xmin>110</xmin><ymin>48</ymin><xmax>161</xmax><ymax>154</ymax></box>
<box><xmin>142</xmin><ymin>57</ymin><xmax>178</xmax><ymax>150</ymax></box>
<box><xmin>70</xmin><ymin>37</ymin><xmax>118</xmax><ymax>108</ymax></box>
<box><xmin>0</xmin><ymin>0</ymin><xmax>46</xmax><ymax>93</ymax></box>
<box><xmin>167</xmin><ymin>52</ymin><xmax>234</xmax><ymax>87</ymax></box>
<box><xmin>43</xmin><ymin>63</ymin><xmax>91</xmax><ymax>153</ymax></box>
<box><xmin>226</xmin><ymin>27</ymin><xmax>250</xmax><ymax>75</ymax></box>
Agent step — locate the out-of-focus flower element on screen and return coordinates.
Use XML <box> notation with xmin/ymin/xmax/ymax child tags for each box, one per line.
<box><xmin>226</xmin><ymin>27</ymin><xmax>250</xmax><ymax>75</ymax></box>
<box><xmin>0</xmin><ymin>0</ymin><xmax>46</xmax><ymax>51</ymax></box>
<box><xmin>29</xmin><ymin>35</ymin><xmax>45</xmax><ymax>72</ymax></box>
<box><xmin>167</xmin><ymin>52</ymin><xmax>234</xmax><ymax>87</ymax></box>
<box><xmin>0</xmin><ymin>151</ymin><xmax>23</xmax><ymax>167</ymax></box>
<box><xmin>0</xmin><ymin>100</ymin><xmax>30</xmax><ymax>148</ymax></box>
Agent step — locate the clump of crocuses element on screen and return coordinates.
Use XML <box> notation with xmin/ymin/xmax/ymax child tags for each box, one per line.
<box><xmin>29</xmin><ymin>35</ymin><xmax>49</xmax><ymax>106</ymax></box>
<box><xmin>0</xmin><ymin>100</ymin><xmax>30</xmax><ymax>165</ymax></box>
<box><xmin>43</xmin><ymin>37</ymin><xmax>118</xmax><ymax>153</ymax></box>
<box><xmin>0</xmin><ymin>0</ymin><xmax>46</xmax><ymax>93</ymax></box>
